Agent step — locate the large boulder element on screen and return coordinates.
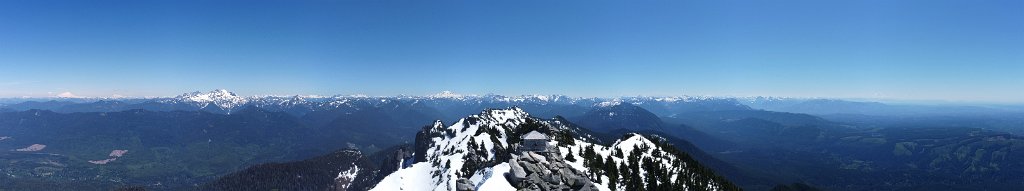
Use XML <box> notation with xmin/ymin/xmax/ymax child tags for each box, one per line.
<box><xmin>546</xmin><ymin>173</ymin><xmax>561</xmax><ymax>184</ymax></box>
<box><xmin>506</xmin><ymin>150</ymin><xmax>598</xmax><ymax>191</ymax></box>
<box><xmin>520</xmin><ymin>152</ymin><xmax>536</xmax><ymax>162</ymax></box>
<box><xmin>509</xmin><ymin>158</ymin><xmax>527</xmax><ymax>182</ymax></box>
<box><xmin>528</xmin><ymin>152</ymin><xmax>547</xmax><ymax>163</ymax></box>
<box><xmin>456</xmin><ymin>178</ymin><xmax>474</xmax><ymax>191</ymax></box>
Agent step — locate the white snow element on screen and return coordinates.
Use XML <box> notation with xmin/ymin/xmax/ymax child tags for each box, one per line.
<box><xmin>596</xmin><ymin>100</ymin><xmax>622</xmax><ymax>107</ymax></box>
<box><xmin>430</xmin><ymin>91</ymin><xmax>464</xmax><ymax>98</ymax></box>
<box><xmin>170</xmin><ymin>89</ymin><xmax>249</xmax><ymax>110</ymax></box>
<box><xmin>473</xmin><ymin>163</ymin><xmax>516</xmax><ymax>190</ymax></box>
<box><xmin>335</xmin><ymin>164</ymin><xmax>360</xmax><ymax>190</ymax></box>
<box><xmin>54</xmin><ymin>92</ymin><xmax>81</xmax><ymax>98</ymax></box>
<box><xmin>90</xmin><ymin>149</ymin><xmax>129</xmax><ymax>165</ymax></box>
<box><xmin>551</xmin><ymin>133</ymin><xmax>711</xmax><ymax>191</ymax></box>
<box><xmin>368</xmin><ymin>109</ymin><xmax>722</xmax><ymax>191</ymax></box>
<box><xmin>88</xmin><ymin>158</ymin><xmax>117</xmax><ymax>164</ymax></box>
<box><xmin>14</xmin><ymin>144</ymin><xmax>45</xmax><ymax>152</ymax></box>
<box><xmin>371</xmin><ymin>108</ymin><xmax>531</xmax><ymax>191</ymax></box>
<box><xmin>370</xmin><ymin>162</ymin><xmax>438</xmax><ymax>191</ymax></box>
<box><xmin>655</xmin><ymin>97</ymin><xmax>681</xmax><ymax>102</ymax></box>
<box><xmin>109</xmin><ymin>150</ymin><xmax>128</xmax><ymax>157</ymax></box>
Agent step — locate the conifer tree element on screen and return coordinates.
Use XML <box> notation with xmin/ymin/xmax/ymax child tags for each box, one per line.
<box><xmin>565</xmin><ymin>150</ymin><xmax>576</xmax><ymax>162</ymax></box>
<box><xmin>605</xmin><ymin>156</ymin><xmax>618</xmax><ymax>190</ymax></box>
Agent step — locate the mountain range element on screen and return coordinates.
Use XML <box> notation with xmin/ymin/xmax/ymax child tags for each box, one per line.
<box><xmin>2</xmin><ymin>89</ymin><xmax>1024</xmax><ymax>190</ymax></box>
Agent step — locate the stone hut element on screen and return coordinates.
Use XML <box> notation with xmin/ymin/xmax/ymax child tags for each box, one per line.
<box><xmin>521</xmin><ymin>131</ymin><xmax>549</xmax><ymax>152</ymax></box>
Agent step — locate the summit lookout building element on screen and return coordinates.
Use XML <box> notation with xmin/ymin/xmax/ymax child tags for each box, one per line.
<box><xmin>521</xmin><ymin>131</ymin><xmax>549</xmax><ymax>152</ymax></box>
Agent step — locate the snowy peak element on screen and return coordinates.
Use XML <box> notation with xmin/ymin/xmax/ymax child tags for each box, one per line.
<box><xmin>172</xmin><ymin>89</ymin><xmax>249</xmax><ymax>109</ymax></box>
<box><xmin>372</xmin><ymin>108</ymin><xmax>737</xmax><ymax>191</ymax></box>
<box><xmin>596</xmin><ymin>100</ymin><xmax>623</xmax><ymax>107</ymax></box>
<box><xmin>429</xmin><ymin>91</ymin><xmax>468</xmax><ymax>99</ymax></box>
<box><xmin>3</xmin><ymin>90</ymin><xmax>752</xmax><ymax>116</ymax></box>
<box><xmin>377</xmin><ymin>107</ymin><xmax>602</xmax><ymax>191</ymax></box>
<box><xmin>177</xmin><ymin>89</ymin><xmax>239</xmax><ymax>101</ymax></box>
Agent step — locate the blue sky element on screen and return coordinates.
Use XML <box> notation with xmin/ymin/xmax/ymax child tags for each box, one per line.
<box><xmin>1</xmin><ymin>0</ymin><xmax>1021</xmax><ymax>103</ymax></box>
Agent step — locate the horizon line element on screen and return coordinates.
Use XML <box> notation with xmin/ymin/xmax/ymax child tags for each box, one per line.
<box><xmin>1</xmin><ymin>89</ymin><xmax>1022</xmax><ymax>106</ymax></box>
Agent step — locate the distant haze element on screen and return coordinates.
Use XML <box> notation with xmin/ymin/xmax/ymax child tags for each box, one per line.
<box><xmin>1</xmin><ymin>0</ymin><xmax>1021</xmax><ymax>103</ymax></box>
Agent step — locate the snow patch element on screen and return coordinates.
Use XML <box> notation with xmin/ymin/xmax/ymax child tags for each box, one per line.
<box><xmin>335</xmin><ymin>164</ymin><xmax>360</xmax><ymax>190</ymax></box>
<box><xmin>89</xmin><ymin>149</ymin><xmax>128</xmax><ymax>165</ymax></box>
<box><xmin>430</xmin><ymin>91</ymin><xmax>464</xmax><ymax>98</ymax></box>
<box><xmin>370</xmin><ymin>162</ymin><xmax>438</xmax><ymax>191</ymax></box>
<box><xmin>55</xmin><ymin>92</ymin><xmax>81</xmax><ymax>98</ymax></box>
<box><xmin>596</xmin><ymin>100</ymin><xmax>621</xmax><ymax>107</ymax></box>
<box><xmin>14</xmin><ymin>144</ymin><xmax>45</xmax><ymax>152</ymax></box>
<box><xmin>88</xmin><ymin>158</ymin><xmax>117</xmax><ymax>165</ymax></box>
<box><xmin>473</xmin><ymin>163</ymin><xmax>515</xmax><ymax>190</ymax></box>
<box><xmin>109</xmin><ymin>149</ymin><xmax>128</xmax><ymax>157</ymax></box>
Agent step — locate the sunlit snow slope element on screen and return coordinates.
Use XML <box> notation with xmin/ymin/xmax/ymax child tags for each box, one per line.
<box><xmin>369</xmin><ymin>108</ymin><xmax>738</xmax><ymax>191</ymax></box>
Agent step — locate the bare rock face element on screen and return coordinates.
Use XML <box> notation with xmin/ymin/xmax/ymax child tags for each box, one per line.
<box><xmin>506</xmin><ymin>151</ymin><xmax>599</xmax><ymax>191</ymax></box>
<box><xmin>455</xmin><ymin>178</ymin><xmax>475</xmax><ymax>191</ymax></box>
<box><xmin>509</xmin><ymin>158</ymin><xmax>528</xmax><ymax>182</ymax></box>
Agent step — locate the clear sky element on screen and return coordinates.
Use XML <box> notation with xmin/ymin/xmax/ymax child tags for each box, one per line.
<box><xmin>1</xmin><ymin>0</ymin><xmax>1021</xmax><ymax>103</ymax></box>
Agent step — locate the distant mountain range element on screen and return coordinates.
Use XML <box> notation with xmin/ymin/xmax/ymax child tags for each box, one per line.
<box><xmin>741</xmin><ymin>97</ymin><xmax>1024</xmax><ymax>116</ymax></box>
<box><xmin>0</xmin><ymin>90</ymin><xmax>755</xmax><ymax>122</ymax></box>
<box><xmin>0</xmin><ymin>90</ymin><xmax>752</xmax><ymax>190</ymax></box>
<box><xmin>5</xmin><ymin>90</ymin><xmax>1021</xmax><ymax>118</ymax></box>
<box><xmin>3</xmin><ymin>90</ymin><xmax>1024</xmax><ymax>190</ymax></box>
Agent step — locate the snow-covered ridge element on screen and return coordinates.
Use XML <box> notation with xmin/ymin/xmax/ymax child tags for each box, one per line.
<box><xmin>596</xmin><ymin>100</ymin><xmax>623</xmax><ymax>107</ymax></box>
<box><xmin>164</xmin><ymin>89</ymin><xmax>249</xmax><ymax>110</ymax></box>
<box><xmin>372</xmin><ymin>108</ymin><xmax>531</xmax><ymax>191</ymax></box>
<box><xmin>370</xmin><ymin>108</ymin><xmax>736</xmax><ymax>191</ymax></box>
<box><xmin>2</xmin><ymin>89</ymin><xmax>755</xmax><ymax>108</ymax></box>
<box><xmin>429</xmin><ymin>91</ymin><xmax>472</xmax><ymax>99</ymax></box>
<box><xmin>2</xmin><ymin>89</ymin><xmax>750</xmax><ymax>115</ymax></box>
<box><xmin>11</xmin><ymin>89</ymin><xmax>739</xmax><ymax>104</ymax></box>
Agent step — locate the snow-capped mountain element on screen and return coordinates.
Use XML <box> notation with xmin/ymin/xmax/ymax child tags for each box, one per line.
<box><xmin>370</xmin><ymin>108</ymin><xmax>738</xmax><ymax>191</ymax></box>
<box><xmin>429</xmin><ymin>91</ymin><xmax>471</xmax><ymax>99</ymax></box>
<box><xmin>161</xmin><ymin>89</ymin><xmax>249</xmax><ymax>110</ymax></box>
<box><xmin>0</xmin><ymin>90</ymin><xmax>753</xmax><ymax>118</ymax></box>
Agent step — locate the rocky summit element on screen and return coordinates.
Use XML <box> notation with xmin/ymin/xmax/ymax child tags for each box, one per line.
<box><xmin>368</xmin><ymin>108</ymin><xmax>738</xmax><ymax>191</ymax></box>
<box><xmin>507</xmin><ymin>151</ymin><xmax>599</xmax><ymax>191</ymax></box>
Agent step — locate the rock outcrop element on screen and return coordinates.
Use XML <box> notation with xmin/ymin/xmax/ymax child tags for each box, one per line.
<box><xmin>507</xmin><ymin>151</ymin><xmax>599</xmax><ymax>191</ymax></box>
<box><xmin>455</xmin><ymin>178</ymin><xmax>475</xmax><ymax>191</ymax></box>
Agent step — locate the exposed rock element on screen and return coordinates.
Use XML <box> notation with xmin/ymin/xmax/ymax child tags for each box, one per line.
<box><xmin>377</xmin><ymin>147</ymin><xmax>414</xmax><ymax>175</ymax></box>
<box><xmin>578</xmin><ymin>184</ymin><xmax>598</xmax><ymax>191</ymax></box>
<box><xmin>521</xmin><ymin>152</ymin><xmax>536</xmax><ymax>162</ymax></box>
<box><xmin>522</xmin><ymin>162</ymin><xmax>542</xmax><ymax>173</ymax></box>
<box><xmin>506</xmin><ymin>149</ymin><xmax>597</xmax><ymax>191</ymax></box>
<box><xmin>571</xmin><ymin>176</ymin><xmax>587</xmax><ymax>187</ymax></box>
<box><xmin>455</xmin><ymin>178</ymin><xmax>474</xmax><ymax>191</ymax></box>
<box><xmin>559</xmin><ymin>168</ymin><xmax>574</xmax><ymax>177</ymax></box>
<box><xmin>413</xmin><ymin>121</ymin><xmax>443</xmax><ymax>163</ymax></box>
<box><xmin>527</xmin><ymin>152</ymin><xmax>547</xmax><ymax>163</ymax></box>
<box><xmin>526</xmin><ymin>173</ymin><xmax>543</xmax><ymax>185</ymax></box>
<box><xmin>509</xmin><ymin>158</ymin><xmax>527</xmax><ymax>182</ymax></box>
<box><xmin>547</xmin><ymin>173</ymin><xmax>561</xmax><ymax>184</ymax></box>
